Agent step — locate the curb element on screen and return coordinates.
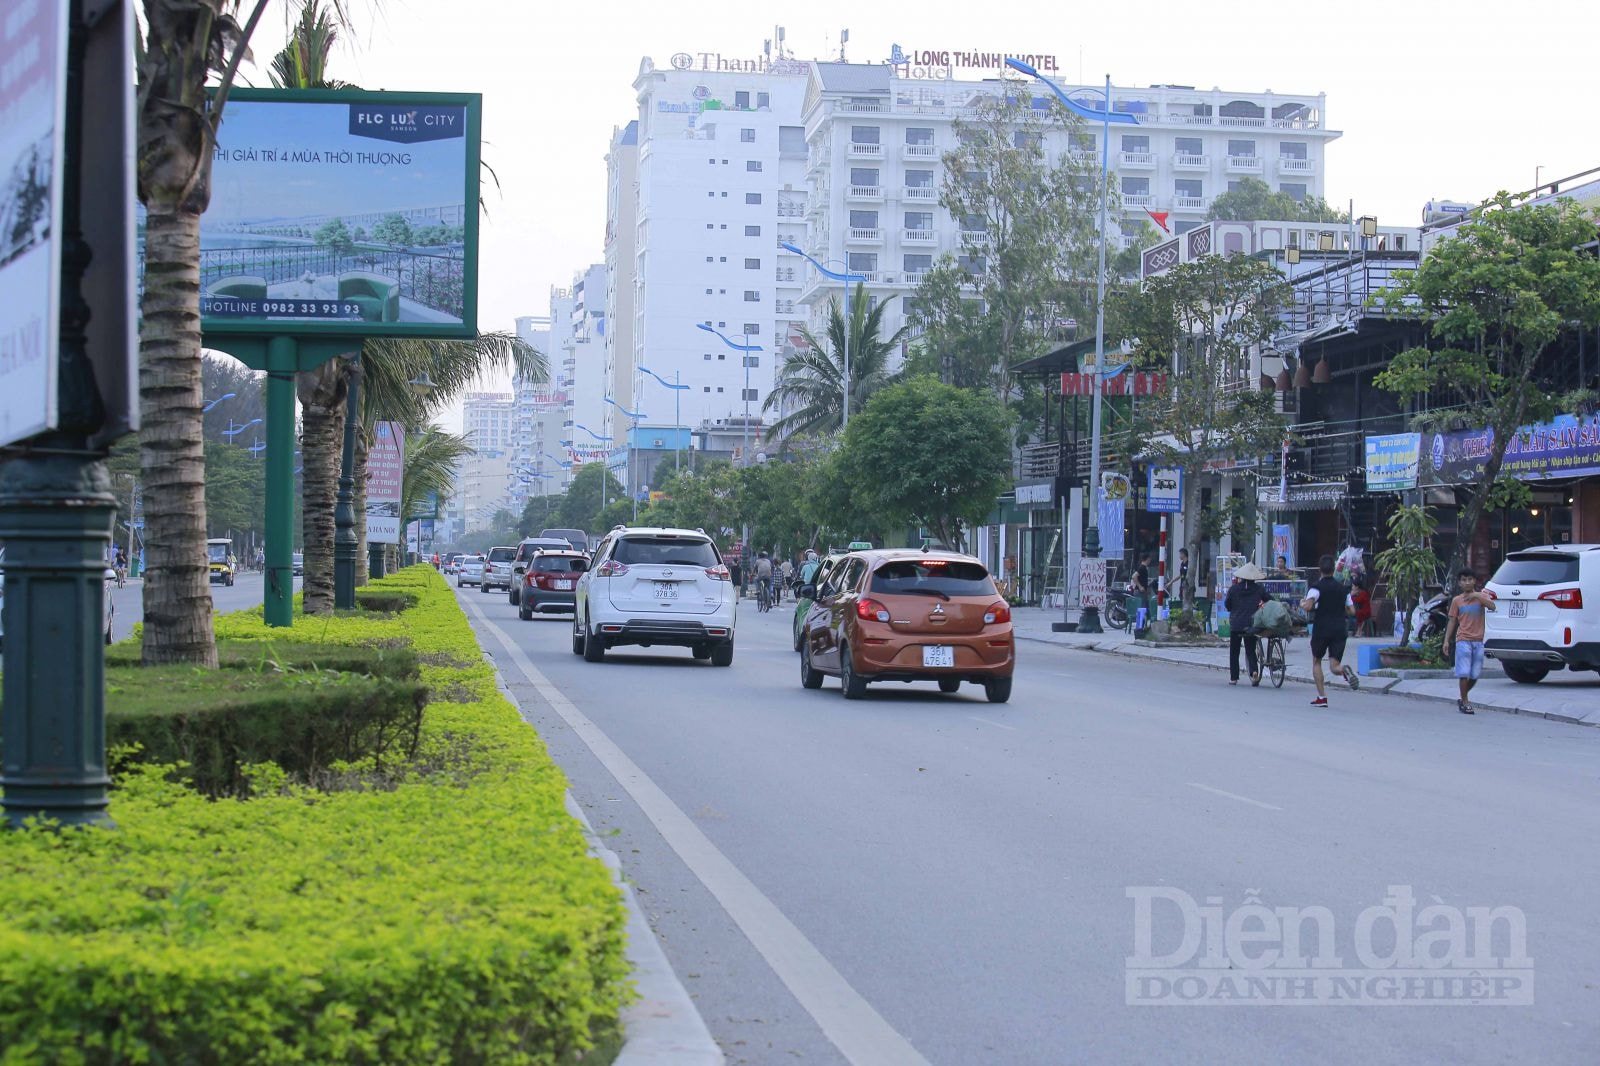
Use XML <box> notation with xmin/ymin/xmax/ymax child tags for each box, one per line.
<box><xmin>488</xmin><ymin>658</ymin><xmax>725</xmax><ymax>1066</ymax></box>
<box><xmin>1013</xmin><ymin>632</ymin><xmax>1596</xmax><ymax>727</ymax></box>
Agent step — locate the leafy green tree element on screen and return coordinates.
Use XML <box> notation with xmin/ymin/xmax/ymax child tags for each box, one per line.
<box><xmin>1375</xmin><ymin>505</ymin><xmax>1439</xmax><ymax>647</ymax></box>
<box><xmin>203</xmin><ymin>441</ymin><xmax>265</xmax><ymax>539</ymax></box>
<box><xmin>906</xmin><ymin>89</ymin><xmax>1105</xmax><ymax>392</ymax></box>
<box><xmin>519</xmin><ymin>492</ymin><xmax>565</xmax><ymax>537</ymax></box>
<box><xmin>1114</xmin><ymin>254</ymin><xmax>1290</xmax><ymax>566</ymax></box>
<box><xmin>266</xmin><ymin>0</ymin><xmax>351</xmax><ymax>90</ymax></box>
<box><xmin>1206</xmin><ymin>177</ymin><xmax>1347</xmax><ymax>223</ymax></box>
<box><xmin>763</xmin><ymin>285</ymin><xmax>906</xmax><ymax>440</ymax></box>
<box><xmin>371</xmin><ymin>213</ymin><xmax>415</xmax><ymax>247</ymax></box>
<box><xmin>836</xmin><ymin>377</ymin><xmax>1013</xmax><ymax>549</ymax></box>
<box><xmin>1373</xmin><ymin>193</ymin><xmax>1600</xmax><ymax>575</ymax></box>
<box><xmin>313</xmin><ymin>217</ymin><xmax>354</xmax><ymax>255</ymax></box>
<box><xmin>558</xmin><ymin>463</ymin><xmax>625</xmax><ymax>533</ymax></box>
<box><xmin>738</xmin><ymin>458</ymin><xmax>820</xmax><ymax>558</ymax></box>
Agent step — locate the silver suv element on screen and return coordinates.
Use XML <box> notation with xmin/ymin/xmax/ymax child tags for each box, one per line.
<box><xmin>572</xmin><ymin>526</ymin><xmax>736</xmax><ymax>664</ymax></box>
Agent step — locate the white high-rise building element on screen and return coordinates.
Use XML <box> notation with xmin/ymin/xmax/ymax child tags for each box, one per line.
<box><xmin>612</xmin><ymin>57</ymin><xmax>812</xmax><ymax>450</ymax></box>
<box><xmin>459</xmin><ymin>391</ymin><xmax>516</xmax><ymax>532</ymax></box>
<box><xmin>797</xmin><ymin>63</ymin><xmax>1341</xmax><ymax>350</ymax></box>
<box><xmin>604</xmin><ymin>122</ymin><xmax>640</xmax><ymax>425</ymax></box>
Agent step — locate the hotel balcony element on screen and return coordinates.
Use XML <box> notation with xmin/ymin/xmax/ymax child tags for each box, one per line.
<box><xmin>846</xmin><ymin>185</ymin><xmax>883</xmax><ymax>201</ymax></box>
<box><xmin>846</xmin><ymin>227</ymin><xmax>883</xmax><ymax>243</ymax></box>
<box><xmin>902</xmin><ymin>143</ymin><xmax>938</xmax><ymax>160</ymax></box>
<box><xmin>902</xmin><ymin>271</ymin><xmax>928</xmax><ymax>285</ymax></box>
<box><xmin>1225</xmin><ymin>155</ymin><xmax>1262</xmax><ymax>173</ymax></box>
<box><xmin>903</xmin><ymin>185</ymin><xmax>937</xmax><ymax>201</ymax></box>
<box><xmin>1277</xmin><ymin>157</ymin><xmax>1314</xmax><ymax>175</ymax></box>
<box><xmin>1121</xmin><ymin>193</ymin><xmax>1153</xmax><ymax>209</ymax></box>
<box><xmin>1119</xmin><ymin>151</ymin><xmax>1155</xmax><ymax>168</ymax></box>
<box><xmin>901</xmin><ymin>228</ymin><xmax>937</xmax><ymax>245</ymax></box>
<box><xmin>1172</xmin><ymin>153</ymin><xmax>1209</xmax><ymax>170</ymax></box>
<box><xmin>1174</xmin><ymin>196</ymin><xmax>1206</xmax><ymax>211</ymax></box>
<box><xmin>847</xmin><ymin>142</ymin><xmax>884</xmax><ymax>159</ymax></box>
<box><xmin>835</xmin><ymin>100</ymin><xmax>887</xmax><ymax>114</ymax></box>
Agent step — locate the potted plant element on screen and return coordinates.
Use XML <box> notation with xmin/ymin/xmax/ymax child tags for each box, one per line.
<box><xmin>1374</xmin><ymin>504</ymin><xmax>1438</xmax><ymax>668</ymax></box>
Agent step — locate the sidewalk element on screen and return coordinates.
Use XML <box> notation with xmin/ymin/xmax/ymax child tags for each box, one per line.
<box><xmin>1011</xmin><ymin>606</ymin><xmax>1600</xmax><ymax>727</ymax></box>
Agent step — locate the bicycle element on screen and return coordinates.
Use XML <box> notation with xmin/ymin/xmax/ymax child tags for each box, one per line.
<box><xmin>1251</xmin><ymin>630</ymin><xmax>1289</xmax><ymax>688</ymax></box>
<box><xmin>114</xmin><ymin>565</ymin><xmax>127</xmax><ymax>589</ymax></box>
<box><xmin>755</xmin><ymin>577</ymin><xmax>773</xmax><ymax>613</ymax></box>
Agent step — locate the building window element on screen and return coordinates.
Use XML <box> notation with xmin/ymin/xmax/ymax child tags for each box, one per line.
<box><xmin>757</xmin><ymin>91</ymin><xmax>770</xmax><ymax>109</ymax></box>
<box><xmin>904</xmin><ymin>210</ymin><xmax>933</xmax><ymax>230</ymax></box>
<box><xmin>1121</xmin><ymin>176</ymin><xmax>1149</xmax><ymax>197</ymax></box>
<box><xmin>1280</xmin><ymin>141</ymin><xmax>1308</xmax><ymax>160</ymax></box>
<box><xmin>744</xmin><ymin>257</ymin><xmax>761</xmax><ymax>269</ymax></box>
<box><xmin>1013</xmin><ymin>131</ymin><xmax>1040</xmax><ymax>149</ymax></box>
<box><xmin>705</xmin><ymin>288</ymin><xmax>713</xmax><ymax>294</ymax></box>
<box><xmin>851</xmin><ymin>125</ymin><xmax>880</xmax><ymax>144</ymax></box>
<box><xmin>903</xmin><ymin>253</ymin><xmax>933</xmax><ymax>273</ymax></box>
<box><xmin>735</xmin><ymin>91</ymin><xmax>750</xmax><ymax>109</ymax></box>
<box><xmin>747</xmin><ymin>160</ymin><xmax>762</xmax><ymax>172</ymax></box>
<box><xmin>1071</xmin><ymin>133</ymin><xmax>1095</xmax><ymax>153</ymax></box>
<box><xmin>707</xmin><ymin>191</ymin><xmax>714</xmax><ymax>197</ymax></box>
<box><xmin>1174</xmin><ymin>178</ymin><xmax>1202</xmax><ymax>198</ymax></box>
<box><xmin>719</xmin><ymin>256</ymin><xmax>726</xmax><ymax>262</ymax></box>
<box><xmin>721</xmin><ymin>191</ymin><xmax>728</xmax><ymax>197</ymax></box>
<box><xmin>1227</xmin><ymin>139</ymin><xmax>1257</xmax><ymax>157</ymax></box>
<box><xmin>1174</xmin><ymin>220</ymin><xmax>1200</xmax><ymax>235</ymax></box>
<box><xmin>847</xmin><ymin>252</ymin><xmax>877</xmax><ymax>273</ymax></box>
<box><xmin>742</xmin><ymin>388</ymin><xmax>759</xmax><ymax>401</ymax></box>
<box><xmin>705</xmin><ymin>256</ymin><xmax>714</xmax><ymax>263</ymax></box>
<box><xmin>744</xmin><ymin>225</ymin><xmax>760</xmax><ymax>236</ymax></box>
<box><xmin>906</xmin><ymin>126</ymin><xmax>934</xmax><ymax>145</ymax></box>
<box><xmin>743</xmin><ymin>355</ymin><xmax>760</xmax><ymax>368</ymax></box>
<box><xmin>703</xmin><ymin>386</ymin><xmax>711</xmax><ymax>392</ymax></box>
<box><xmin>905</xmin><ymin>168</ymin><xmax>933</xmax><ymax>188</ymax></box>
<box><xmin>704</xmin><ymin>353</ymin><xmax>712</xmax><ymax>360</ymax></box>
<box><xmin>1175</xmin><ymin>136</ymin><xmax>1203</xmax><ymax>155</ymax></box>
<box><xmin>744</xmin><ymin>290</ymin><xmax>760</xmax><ymax>301</ymax></box>
<box><xmin>1227</xmin><ymin>180</ymin><xmax>1242</xmax><ymax>193</ymax></box>
<box><xmin>745</xmin><ymin>192</ymin><xmax>762</xmax><ymax>204</ymax></box>
<box><xmin>849</xmin><ymin>167</ymin><xmax>880</xmax><ymax>187</ymax></box>
<box><xmin>1121</xmin><ymin>134</ymin><xmax>1149</xmax><ymax>152</ymax></box>
<box><xmin>743</xmin><ymin>323</ymin><xmax>759</xmax><ymax>335</ymax></box>
<box><xmin>849</xmin><ymin>209</ymin><xmax>879</xmax><ymax>228</ymax></box>
<box><xmin>1280</xmin><ymin>183</ymin><xmax>1308</xmax><ymax>201</ymax></box>
<box><xmin>717</xmin><ymin>386</ymin><xmax>725</xmax><ymax>393</ymax></box>
<box><xmin>706</xmin><ymin>223</ymin><xmax>714</xmax><ymax>229</ymax></box>
<box><xmin>740</xmin><ymin>128</ymin><xmax>755</xmax><ymax>142</ymax></box>
<box><xmin>708</xmin><ymin>158</ymin><xmax>715</xmax><ymax>165</ymax></box>
<box><xmin>718</xmin><ymin>352</ymin><xmax>725</xmax><ymax>360</ymax></box>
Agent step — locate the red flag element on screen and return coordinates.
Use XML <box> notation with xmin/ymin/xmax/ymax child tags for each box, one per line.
<box><xmin>1144</xmin><ymin>209</ymin><xmax>1171</xmax><ymax>234</ymax></box>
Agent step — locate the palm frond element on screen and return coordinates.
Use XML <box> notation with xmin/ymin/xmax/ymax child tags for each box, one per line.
<box><xmin>400</xmin><ymin>425</ymin><xmax>472</xmax><ymax>524</ymax></box>
<box><xmin>762</xmin><ymin>285</ymin><xmax>908</xmax><ymax>441</ymax></box>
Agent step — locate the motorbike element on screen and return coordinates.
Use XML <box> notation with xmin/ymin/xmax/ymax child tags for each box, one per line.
<box><xmin>1411</xmin><ymin>592</ymin><xmax>1450</xmax><ymax>642</ymax></box>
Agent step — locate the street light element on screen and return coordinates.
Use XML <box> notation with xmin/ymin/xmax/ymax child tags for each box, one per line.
<box><xmin>574</xmin><ymin>423</ymin><xmax>613</xmax><ymax>443</ymax></box>
<box><xmin>1005</xmin><ymin>57</ymin><xmax>1138</xmax><ymax>635</ymax></box>
<box><xmin>639</xmin><ymin>364</ymin><xmax>691</xmax><ymax>475</ymax></box>
<box><xmin>223</xmin><ymin>417</ymin><xmax>262</xmax><ymax>443</ymax></box>
<box><xmin>202</xmin><ymin>391</ymin><xmax>236</xmax><ymax>413</ymax></box>
<box><xmin>697</xmin><ymin>323</ymin><xmax>765</xmax><ymax>465</ymax></box>
<box><xmin>248</xmin><ymin>438</ymin><xmax>266</xmax><ymax>458</ymax></box>
<box><xmin>778</xmin><ymin>242</ymin><xmax>867</xmax><ymax>429</ymax></box>
<box><xmin>604</xmin><ymin>396</ymin><xmax>649</xmax><ymax>520</ymax></box>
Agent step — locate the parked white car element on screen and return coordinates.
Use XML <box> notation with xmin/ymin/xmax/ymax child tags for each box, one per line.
<box><xmin>1484</xmin><ymin>544</ymin><xmax>1600</xmax><ymax>683</ymax></box>
<box><xmin>572</xmin><ymin>526</ymin><xmax>735</xmax><ymax>665</ymax></box>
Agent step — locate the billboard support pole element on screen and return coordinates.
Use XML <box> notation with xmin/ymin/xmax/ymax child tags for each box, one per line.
<box><xmin>264</xmin><ymin>336</ymin><xmax>297</xmax><ymax>627</ymax></box>
<box><xmin>334</xmin><ymin>353</ymin><xmax>361</xmax><ymax>609</ymax></box>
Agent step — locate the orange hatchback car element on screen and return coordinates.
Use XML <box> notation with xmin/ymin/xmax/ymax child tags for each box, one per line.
<box><xmin>797</xmin><ymin>548</ymin><xmax>1015</xmax><ymax>702</ymax></box>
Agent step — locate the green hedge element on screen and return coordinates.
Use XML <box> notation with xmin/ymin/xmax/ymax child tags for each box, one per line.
<box><xmin>355</xmin><ymin>587</ymin><xmax>422</xmax><ymax>614</ymax></box>
<box><xmin>0</xmin><ymin>568</ymin><xmax>629</xmax><ymax>1064</ymax></box>
<box><xmin>106</xmin><ymin>638</ymin><xmax>421</xmax><ymax>680</ymax></box>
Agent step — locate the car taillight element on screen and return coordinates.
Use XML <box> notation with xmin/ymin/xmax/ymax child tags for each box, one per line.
<box><xmin>1483</xmin><ymin>589</ymin><xmax>1497</xmax><ymax>600</ymax></box>
<box><xmin>1539</xmin><ymin>587</ymin><xmax>1583</xmax><ymax>609</ymax></box>
<box><xmin>596</xmin><ymin>560</ymin><xmax>630</xmax><ymax>578</ymax></box>
<box><xmin>984</xmin><ymin>600</ymin><xmax>1011</xmax><ymax>624</ymax></box>
<box><xmin>704</xmin><ymin>563</ymin><xmax>731</xmax><ymax>581</ymax></box>
<box><xmin>856</xmin><ymin>598</ymin><xmax>890</xmax><ymax>622</ymax></box>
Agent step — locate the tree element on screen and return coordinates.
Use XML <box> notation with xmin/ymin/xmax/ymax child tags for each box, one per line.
<box><xmin>400</xmin><ymin>426</ymin><xmax>470</xmax><ymax>534</ymax></box>
<box><xmin>519</xmin><ymin>493</ymin><xmax>565</xmax><ymax>537</ymax></box>
<box><xmin>1114</xmin><ymin>254</ymin><xmax>1291</xmax><ymax>567</ymax></box>
<box><xmin>266</xmin><ymin>0</ymin><xmax>349</xmax><ymax>90</ymax></box>
<box><xmin>313</xmin><ymin>217</ymin><xmax>354</xmax><ymax>255</ymax></box>
<box><xmin>1373</xmin><ymin>194</ymin><xmax>1600</xmax><ymax>575</ymax></box>
<box><xmin>1206</xmin><ymin>177</ymin><xmax>1347</xmax><ymax>224</ymax></box>
<box><xmin>558</xmin><ymin>464</ymin><xmax>625</xmax><ymax>533</ymax></box>
<box><xmin>836</xmin><ymin>377</ymin><xmax>1013</xmax><ymax>550</ymax></box>
<box><xmin>371</xmin><ymin>213</ymin><xmax>414</xmax><ymax>247</ymax></box>
<box><xmin>906</xmin><ymin>88</ymin><xmax>1105</xmax><ymax>393</ymax></box>
<box><xmin>204</xmin><ymin>441</ymin><xmax>265</xmax><ymax>539</ymax></box>
<box><xmin>763</xmin><ymin>284</ymin><xmax>907</xmax><ymax>440</ymax></box>
<box><xmin>1375</xmin><ymin>505</ymin><xmax>1438</xmax><ymax>648</ymax></box>
<box><xmin>136</xmin><ymin>0</ymin><xmax>280</xmax><ymax>665</ymax></box>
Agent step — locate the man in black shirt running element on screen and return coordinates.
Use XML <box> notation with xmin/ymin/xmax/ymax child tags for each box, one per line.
<box><xmin>1301</xmin><ymin>553</ymin><xmax>1360</xmax><ymax>707</ymax></box>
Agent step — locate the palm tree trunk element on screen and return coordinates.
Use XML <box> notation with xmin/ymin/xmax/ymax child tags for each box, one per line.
<box><xmin>138</xmin><ymin>205</ymin><xmax>217</xmax><ymax>666</ymax></box>
<box><xmin>353</xmin><ymin>430</ymin><xmax>370</xmax><ymax>587</ymax></box>
<box><xmin>297</xmin><ymin>364</ymin><xmax>346</xmax><ymax>613</ymax></box>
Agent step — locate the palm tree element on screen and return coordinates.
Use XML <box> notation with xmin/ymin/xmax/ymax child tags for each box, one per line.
<box><xmin>135</xmin><ymin>0</ymin><xmax>279</xmax><ymax>665</ymax></box>
<box><xmin>762</xmin><ymin>285</ymin><xmax>909</xmax><ymax>441</ymax></box>
<box><xmin>267</xmin><ymin>0</ymin><xmax>348</xmax><ymax>90</ymax></box>
<box><xmin>399</xmin><ymin>426</ymin><xmax>472</xmax><ymax>543</ymax></box>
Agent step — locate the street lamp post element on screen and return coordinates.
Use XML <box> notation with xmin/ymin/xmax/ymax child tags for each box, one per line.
<box><xmin>202</xmin><ymin>391</ymin><xmax>236</xmax><ymax>414</ymax></box>
<box><xmin>1005</xmin><ymin>58</ymin><xmax>1138</xmax><ymax>634</ymax></box>
<box><xmin>222</xmin><ymin>417</ymin><xmax>262</xmax><ymax>444</ymax></box>
<box><xmin>696</xmin><ymin>323</ymin><xmax>764</xmax><ymax>464</ymax></box>
<box><xmin>604</xmin><ymin>396</ymin><xmax>647</xmax><ymax>520</ymax></box>
<box><xmin>778</xmin><ymin>243</ymin><xmax>867</xmax><ymax>430</ymax></box>
<box><xmin>639</xmin><ymin>365</ymin><xmax>691</xmax><ymax>476</ymax></box>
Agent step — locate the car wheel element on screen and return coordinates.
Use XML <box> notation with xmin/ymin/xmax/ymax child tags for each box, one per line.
<box><xmin>1503</xmin><ymin>662</ymin><xmax>1549</xmax><ymax>684</ymax></box>
<box><xmin>582</xmin><ymin>614</ymin><xmax>606</xmax><ymax>662</ymax></box>
<box><xmin>456</xmin><ymin>579</ymin><xmax>463</xmax><ymax>587</ymax></box>
<box><xmin>938</xmin><ymin>677</ymin><xmax>961</xmax><ymax>693</ymax></box>
<box><xmin>793</xmin><ymin>627</ymin><xmax>803</xmax><ymax>652</ymax></box>
<box><xmin>571</xmin><ymin>614</ymin><xmax>585</xmax><ymax>655</ymax></box>
<box><xmin>800</xmin><ymin>641</ymin><xmax>824</xmax><ymax>689</ymax></box>
<box><xmin>519</xmin><ymin>599</ymin><xmax>533</xmax><ymax>621</ymax></box>
<box><xmin>509</xmin><ymin>587</ymin><xmax>520</xmax><ymax>607</ymax></box>
<box><xmin>710</xmin><ymin>641</ymin><xmax>734</xmax><ymax>667</ymax></box>
<box><xmin>691</xmin><ymin>644</ymin><xmax>711</xmax><ymax>660</ymax></box>
<box><xmin>984</xmin><ymin>676</ymin><xmax>1013</xmax><ymax>704</ymax></box>
<box><xmin>840</xmin><ymin>644</ymin><xmax>867</xmax><ymax>699</ymax></box>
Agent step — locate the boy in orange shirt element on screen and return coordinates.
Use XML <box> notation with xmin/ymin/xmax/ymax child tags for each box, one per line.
<box><xmin>1444</xmin><ymin>568</ymin><xmax>1496</xmax><ymax>715</ymax></box>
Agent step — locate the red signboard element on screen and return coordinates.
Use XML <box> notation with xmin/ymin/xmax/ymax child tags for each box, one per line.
<box><xmin>1060</xmin><ymin>372</ymin><xmax>1167</xmax><ymax>397</ymax></box>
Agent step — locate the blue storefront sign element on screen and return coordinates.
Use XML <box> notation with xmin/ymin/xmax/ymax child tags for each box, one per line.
<box><xmin>1422</xmin><ymin>413</ymin><xmax>1600</xmax><ymax>486</ymax></box>
<box><xmin>1146</xmin><ymin>466</ymin><xmax>1183</xmax><ymax>513</ymax></box>
<box><xmin>1364</xmin><ymin>432</ymin><xmax>1422</xmax><ymax>491</ymax></box>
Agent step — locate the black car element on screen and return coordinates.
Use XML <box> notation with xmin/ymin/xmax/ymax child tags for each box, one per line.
<box><xmin>519</xmin><ymin>550</ymin><xmax>588</xmax><ymax>619</ymax></box>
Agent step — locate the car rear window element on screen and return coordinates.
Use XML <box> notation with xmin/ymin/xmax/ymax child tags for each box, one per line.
<box><xmin>533</xmin><ymin>555</ymin><xmax>586</xmax><ymax>573</ymax></box>
<box><xmin>540</xmin><ymin>529</ymin><xmax>588</xmax><ymax>551</ymax></box>
<box><xmin>613</xmin><ymin>537</ymin><xmax>719</xmax><ymax>567</ymax></box>
<box><xmin>1491</xmin><ymin>553</ymin><xmax>1580</xmax><ymax>586</ymax></box>
<box><xmin>487</xmin><ymin>547</ymin><xmax>516</xmax><ymax>562</ymax></box>
<box><xmin>871</xmin><ymin>559</ymin><xmax>996</xmax><ymax>597</ymax></box>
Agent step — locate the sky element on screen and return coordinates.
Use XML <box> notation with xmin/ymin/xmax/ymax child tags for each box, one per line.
<box><xmin>239</xmin><ymin>0</ymin><xmax>1597</xmax><ymax>428</ymax></box>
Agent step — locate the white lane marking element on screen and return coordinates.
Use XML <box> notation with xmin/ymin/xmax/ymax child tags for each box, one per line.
<box><xmin>462</xmin><ymin>595</ymin><xmax>930</xmax><ymax>1066</ymax></box>
<box><xmin>1186</xmin><ymin>782</ymin><xmax>1284</xmax><ymax>811</ymax></box>
<box><xmin>968</xmin><ymin>715</ymin><xmax>1017</xmax><ymax>731</ymax></box>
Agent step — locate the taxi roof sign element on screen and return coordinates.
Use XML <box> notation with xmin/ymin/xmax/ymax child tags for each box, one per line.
<box><xmin>847</xmin><ymin>541</ymin><xmax>873</xmax><ymax>550</ymax></box>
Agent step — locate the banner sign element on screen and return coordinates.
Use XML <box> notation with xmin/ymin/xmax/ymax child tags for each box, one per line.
<box><xmin>1097</xmin><ymin>483</ymin><xmax>1127</xmax><ymax>558</ymax></box>
<box><xmin>1259</xmin><ymin>482</ymin><xmax>1346</xmax><ymax>509</ymax></box>
<box><xmin>1272</xmin><ymin>524</ymin><xmax>1296</xmax><ymax>570</ymax></box>
<box><xmin>1141</xmin><ymin>238</ymin><xmax>1180</xmax><ymax>279</ymax></box>
<box><xmin>1078</xmin><ymin>557</ymin><xmax>1108</xmax><ymax>609</ymax></box>
<box><xmin>1364</xmin><ymin>432</ymin><xmax>1422</xmax><ymax>491</ymax></box>
<box><xmin>366</xmin><ymin>420</ymin><xmax>405</xmax><ymax>544</ymax></box>
<box><xmin>1014</xmin><ymin>481</ymin><xmax>1054</xmax><ymax>506</ymax></box>
<box><xmin>1422</xmin><ymin>413</ymin><xmax>1600</xmax><ymax>485</ymax></box>
<box><xmin>0</xmin><ymin>0</ymin><xmax>66</xmax><ymax>446</ymax></box>
<box><xmin>164</xmin><ymin>88</ymin><xmax>480</xmax><ymax>340</ymax></box>
<box><xmin>1061</xmin><ymin>371</ymin><xmax>1167</xmax><ymax>396</ymax></box>
<box><xmin>1147</xmin><ymin>466</ymin><xmax>1183</xmax><ymax>514</ymax></box>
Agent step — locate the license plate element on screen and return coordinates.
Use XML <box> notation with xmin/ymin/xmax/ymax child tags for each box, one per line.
<box><xmin>555</xmin><ymin>580</ymin><xmax>573</xmax><ymax>590</ymax></box>
<box><xmin>654</xmin><ymin>582</ymin><xmax>679</xmax><ymax>600</ymax></box>
<box><xmin>922</xmin><ymin>645</ymin><xmax>955</xmax><ymax>668</ymax></box>
<box><xmin>1509</xmin><ymin>601</ymin><xmax>1527</xmax><ymax>618</ymax></box>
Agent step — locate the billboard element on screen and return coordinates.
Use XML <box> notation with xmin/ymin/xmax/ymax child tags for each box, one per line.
<box><xmin>0</xmin><ymin>0</ymin><xmax>66</xmax><ymax>446</ymax></box>
<box><xmin>1364</xmin><ymin>432</ymin><xmax>1422</xmax><ymax>492</ymax></box>
<box><xmin>163</xmin><ymin>89</ymin><xmax>480</xmax><ymax>339</ymax></box>
<box><xmin>1421</xmin><ymin>413</ymin><xmax>1600</xmax><ymax>486</ymax></box>
<box><xmin>366</xmin><ymin>420</ymin><xmax>405</xmax><ymax>544</ymax></box>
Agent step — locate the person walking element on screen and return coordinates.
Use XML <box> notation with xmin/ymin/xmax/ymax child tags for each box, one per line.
<box><xmin>1224</xmin><ymin>563</ymin><xmax>1271</xmax><ymax>686</ymax></box>
<box><xmin>1302</xmin><ymin>553</ymin><xmax>1360</xmax><ymax>707</ymax></box>
<box><xmin>1443</xmin><ymin>567</ymin><xmax>1495</xmax><ymax>714</ymax></box>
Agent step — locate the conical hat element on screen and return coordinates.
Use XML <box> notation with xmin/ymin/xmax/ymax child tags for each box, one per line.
<box><xmin>1233</xmin><ymin>563</ymin><xmax>1267</xmax><ymax>581</ymax></box>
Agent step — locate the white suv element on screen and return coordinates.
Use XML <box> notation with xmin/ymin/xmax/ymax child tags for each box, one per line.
<box><xmin>1484</xmin><ymin>544</ymin><xmax>1600</xmax><ymax>683</ymax></box>
<box><xmin>481</xmin><ymin>545</ymin><xmax>517</xmax><ymax>594</ymax></box>
<box><xmin>572</xmin><ymin>526</ymin><xmax>736</xmax><ymax>665</ymax></box>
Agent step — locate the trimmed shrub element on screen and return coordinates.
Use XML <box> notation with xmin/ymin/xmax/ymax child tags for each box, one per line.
<box><xmin>355</xmin><ymin>587</ymin><xmax>421</xmax><ymax>614</ymax></box>
<box><xmin>0</xmin><ymin>568</ymin><xmax>629</xmax><ymax>1063</ymax></box>
<box><xmin>106</xmin><ymin>639</ymin><xmax>421</xmax><ymax>680</ymax></box>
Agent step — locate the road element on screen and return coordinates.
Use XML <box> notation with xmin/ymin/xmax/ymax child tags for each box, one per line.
<box><xmin>458</xmin><ymin>586</ymin><xmax>1600</xmax><ymax>1066</ymax></box>
<box><xmin>110</xmin><ymin>571</ymin><xmax>301</xmax><ymax>641</ymax></box>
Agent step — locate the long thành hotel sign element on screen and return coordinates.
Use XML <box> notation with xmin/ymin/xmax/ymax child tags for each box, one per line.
<box><xmin>1061</xmin><ymin>372</ymin><xmax>1167</xmax><ymax>396</ymax></box>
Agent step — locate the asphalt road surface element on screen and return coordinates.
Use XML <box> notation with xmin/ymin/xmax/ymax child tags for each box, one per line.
<box><xmin>459</xmin><ymin>586</ymin><xmax>1600</xmax><ymax>1066</ymax></box>
<box><xmin>109</xmin><ymin>571</ymin><xmax>301</xmax><ymax>641</ymax></box>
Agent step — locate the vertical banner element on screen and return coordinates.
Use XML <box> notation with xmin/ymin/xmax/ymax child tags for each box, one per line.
<box><xmin>366</xmin><ymin>420</ymin><xmax>405</xmax><ymax>544</ymax></box>
<box><xmin>1272</xmin><ymin>524</ymin><xmax>1296</xmax><ymax>570</ymax></box>
<box><xmin>0</xmin><ymin>0</ymin><xmax>67</xmax><ymax>446</ymax></box>
<box><xmin>1098</xmin><ymin>473</ymin><xmax>1130</xmax><ymax>559</ymax></box>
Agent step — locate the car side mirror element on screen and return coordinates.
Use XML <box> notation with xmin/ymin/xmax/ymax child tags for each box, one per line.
<box><xmin>799</xmin><ymin>584</ymin><xmax>816</xmax><ymax>599</ymax></box>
